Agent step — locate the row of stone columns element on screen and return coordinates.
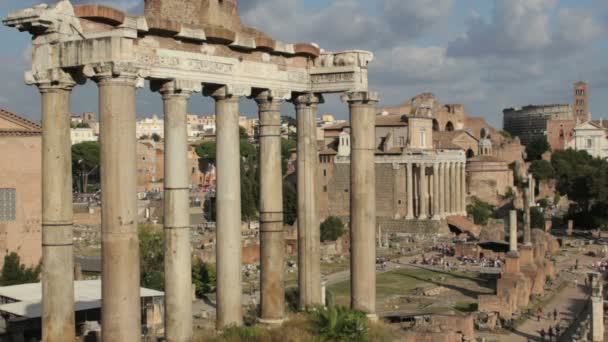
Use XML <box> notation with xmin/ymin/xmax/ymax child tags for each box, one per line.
<box><xmin>37</xmin><ymin>64</ymin><xmax>380</xmax><ymax>340</ymax></box>
<box><xmin>405</xmin><ymin>161</ymin><xmax>466</xmax><ymax>220</ymax></box>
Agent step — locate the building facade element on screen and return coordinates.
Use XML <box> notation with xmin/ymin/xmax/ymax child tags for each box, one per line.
<box><xmin>319</xmin><ymin>101</ymin><xmax>467</xmax><ymax>221</ymax></box>
<box><xmin>503</xmin><ymin>104</ymin><xmax>573</xmax><ymax>146</ymax></box>
<box><xmin>566</xmin><ymin>121</ymin><xmax>608</xmax><ymax>159</ymax></box>
<box><xmin>0</xmin><ymin>108</ymin><xmax>42</xmax><ymax>267</ymax></box>
<box><xmin>70</xmin><ymin>127</ymin><xmax>97</xmax><ymax>145</ymax></box>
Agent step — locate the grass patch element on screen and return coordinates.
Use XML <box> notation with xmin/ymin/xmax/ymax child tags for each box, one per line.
<box><xmin>454</xmin><ymin>301</ymin><xmax>478</xmax><ymax>313</ymax></box>
<box><xmin>328</xmin><ymin>267</ymin><xmax>494</xmax><ymax>309</ymax></box>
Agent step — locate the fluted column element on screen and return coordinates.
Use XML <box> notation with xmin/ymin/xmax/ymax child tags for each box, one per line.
<box><xmin>456</xmin><ymin>162</ymin><xmax>463</xmax><ymax>215</ymax></box>
<box><xmin>419</xmin><ymin>163</ymin><xmax>428</xmax><ymax>219</ymax></box>
<box><xmin>208</xmin><ymin>86</ymin><xmax>244</xmax><ymax>328</ymax></box>
<box><xmin>158</xmin><ymin>80</ymin><xmax>197</xmax><ymax>341</ymax></box>
<box><xmin>450</xmin><ymin>162</ymin><xmax>457</xmax><ymax>215</ymax></box>
<box><xmin>256</xmin><ymin>90</ymin><xmax>286</xmax><ymax>323</ymax></box>
<box><xmin>523</xmin><ymin>183</ymin><xmax>532</xmax><ymax>245</ymax></box>
<box><xmin>461</xmin><ymin>162</ymin><xmax>467</xmax><ymax>215</ymax></box>
<box><xmin>439</xmin><ymin>163</ymin><xmax>445</xmax><ymax>218</ymax></box>
<box><xmin>406</xmin><ymin>163</ymin><xmax>414</xmax><ymax>220</ymax></box>
<box><xmin>444</xmin><ymin>162</ymin><xmax>451</xmax><ymax>216</ymax></box>
<box><xmin>38</xmin><ymin>72</ymin><xmax>76</xmax><ymax>342</ymax></box>
<box><xmin>343</xmin><ymin>91</ymin><xmax>379</xmax><ymax>316</ymax></box>
<box><xmin>432</xmin><ymin>163</ymin><xmax>440</xmax><ymax>220</ymax></box>
<box><xmin>93</xmin><ymin>67</ymin><xmax>141</xmax><ymax>342</ymax></box>
<box><xmin>509</xmin><ymin>210</ymin><xmax>518</xmax><ymax>253</ymax></box>
<box><xmin>294</xmin><ymin>93</ymin><xmax>322</xmax><ymax>308</ymax></box>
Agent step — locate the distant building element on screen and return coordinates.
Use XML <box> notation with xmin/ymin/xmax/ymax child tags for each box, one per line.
<box><xmin>503</xmin><ymin>82</ymin><xmax>590</xmax><ymax>146</ymax></box>
<box><xmin>137</xmin><ymin>141</ymin><xmax>163</xmax><ymax>192</ymax></box>
<box><xmin>70</xmin><ymin>127</ymin><xmax>97</xmax><ymax>145</ymax></box>
<box><xmin>503</xmin><ymin>104</ymin><xmax>572</xmax><ymax>146</ymax></box>
<box><xmin>566</xmin><ymin>120</ymin><xmax>608</xmax><ymax>159</ymax></box>
<box><xmin>136</xmin><ymin>115</ymin><xmax>164</xmax><ymax>139</ymax></box>
<box><xmin>0</xmin><ymin>108</ymin><xmax>42</xmax><ymax>267</ymax></box>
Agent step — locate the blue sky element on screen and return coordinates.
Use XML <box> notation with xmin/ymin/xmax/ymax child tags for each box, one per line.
<box><xmin>1</xmin><ymin>0</ymin><xmax>608</xmax><ymax>128</ymax></box>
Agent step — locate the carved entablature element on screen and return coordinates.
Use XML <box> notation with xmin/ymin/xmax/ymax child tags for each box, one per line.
<box><xmin>4</xmin><ymin>1</ymin><xmax>374</xmax><ymax>95</ymax></box>
<box><xmin>3</xmin><ymin>1</ymin><xmax>82</xmax><ymax>40</ymax></box>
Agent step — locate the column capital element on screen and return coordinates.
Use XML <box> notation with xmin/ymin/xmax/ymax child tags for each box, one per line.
<box><xmin>204</xmin><ymin>84</ymin><xmax>251</xmax><ymax>100</ymax></box>
<box><xmin>292</xmin><ymin>92</ymin><xmax>324</xmax><ymax>107</ymax></box>
<box><xmin>152</xmin><ymin>79</ymin><xmax>201</xmax><ymax>99</ymax></box>
<box><xmin>254</xmin><ymin>89</ymin><xmax>289</xmax><ymax>112</ymax></box>
<box><xmin>341</xmin><ymin>91</ymin><xmax>380</xmax><ymax>104</ymax></box>
<box><xmin>84</xmin><ymin>62</ymin><xmax>149</xmax><ymax>87</ymax></box>
<box><xmin>26</xmin><ymin>68</ymin><xmax>80</xmax><ymax>92</ymax></box>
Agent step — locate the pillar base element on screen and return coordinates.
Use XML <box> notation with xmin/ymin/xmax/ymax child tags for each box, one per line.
<box><xmin>258</xmin><ymin>318</ymin><xmax>285</xmax><ymax>326</ymax></box>
<box><xmin>431</xmin><ymin>215</ymin><xmax>441</xmax><ymax>221</ymax></box>
<box><xmin>366</xmin><ymin>314</ymin><xmax>379</xmax><ymax>322</ymax></box>
<box><xmin>405</xmin><ymin>215</ymin><xmax>415</xmax><ymax>220</ymax></box>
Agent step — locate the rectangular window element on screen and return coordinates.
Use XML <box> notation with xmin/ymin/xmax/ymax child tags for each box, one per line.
<box><xmin>0</xmin><ymin>189</ymin><xmax>16</xmax><ymax>221</ymax></box>
<box><xmin>323</xmin><ymin>186</ymin><xmax>328</xmax><ymax>192</ymax></box>
<box><xmin>587</xmin><ymin>139</ymin><xmax>593</xmax><ymax>148</ymax></box>
<box><xmin>323</xmin><ymin>169</ymin><xmax>327</xmax><ymax>177</ymax></box>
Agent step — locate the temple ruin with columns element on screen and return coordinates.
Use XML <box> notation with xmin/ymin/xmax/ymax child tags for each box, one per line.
<box><xmin>3</xmin><ymin>0</ymin><xmax>380</xmax><ymax>340</ymax></box>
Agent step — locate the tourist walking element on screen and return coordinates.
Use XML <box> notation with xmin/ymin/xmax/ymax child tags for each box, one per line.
<box><xmin>555</xmin><ymin>325</ymin><xmax>561</xmax><ymax>339</ymax></box>
<box><xmin>540</xmin><ymin>328</ymin><xmax>546</xmax><ymax>341</ymax></box>
<box><xmin>553</xmin><ymin>308</ymin><xmax>558</xmax><ymax>321</ymax></box>
<box><xmin>548</xmin><ymin>326</ymin><xmax>554</xmax><ymax>341</ymax></box>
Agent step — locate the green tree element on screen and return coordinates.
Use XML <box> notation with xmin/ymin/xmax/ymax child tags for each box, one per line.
<box><xmin>72</xmin><ymin>141</ymin><xmax>100</xmax><ymax>193</ymax></box>
<box><xmin>283</xmin><ymin>181</ymin><xmax>297</xmax><ymax>225</ymax></box>
<box><xmin>151</xmin><ymin>133</ymin><xmax>162</xmax><ymax>142</ymax></box>
<box><xmin>529</xmin><ymin>160</ymin><xmax>555</xmax><ymax>181</ymax></box>
<box><xmin>139</xmin><ymin>225</ymin><xmax>164</xmax><ymax>291</ymax></box>
<box><xmin>525</xmin><ymin>136</ymin><xmax>551</xmax><ymax>161</ymax></box>
<box><xmin>192</xmin><ymin>259</ymin><xmax>216</xmax><ymax>297</ymax></box>
<box><xmin>75</xmin><ymin>122</ymin><xmax>90</xmax><ymax>128</ymax></box>
<box><xmin>321</xmin><ymin>217</ymin><xmax>345</xmax><ymax>242</ymax></box>
<box><xmin>530</xmin><ymin>207</ymin><xmax>545</xmax><ymax>229</ymax></box>
<box><xmin>0</xmin><ymin>252</ymin><xmax>40</xmax><ymax>286</ymax></box>
<box><xmin>195</xmin><ymin>141</ymin><xmax>217</xmax><ymax>163</ymax></box>
<box><xmin>281</xmin><ymin>138</ymin><xmax>296</xmax><ymax>175</ymax></box>
<box><xmin>466</xmin><ymin>197</ymin><xmax>494</xmax><ymax>226</ymax></box>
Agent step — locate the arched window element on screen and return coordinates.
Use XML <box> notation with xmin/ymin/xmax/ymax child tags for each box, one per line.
<box><xmin>466</xmin><ymin>148</ymin><xmax>475</xmax><ymax>159</ymax></box>
<box><xmin>432</xmin><ymin>119</ymin><xmax>439</xmax><ymax>132</ymax></box>
<box><xmin>445</xmin><ymin>121</ymin><xmax>454</xmax><ymax>131</ymax></box>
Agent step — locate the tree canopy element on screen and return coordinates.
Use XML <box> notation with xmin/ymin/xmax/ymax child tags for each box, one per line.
<box><xmin>320</xmin><ymin>217</ymin><xmax>345</xmax><ymax>242</ymax></box>
<box><xmin>529</xmin><ymin>160</ymin><xmax>555</xmax><ymax>181</ymax></box>
<box><xmin>525</xmin><ymin>136</ymin><xmax>551</xmax><ymax>161</ymax></box>
<box><xmin>551</xmin><ymin>149</ymin><xmax>608</xmax><ymax>229</ymax></box>
<box><xmin>466</xmin><ymin>197</ymin><xmax>494</xmax><ymax>226</ymax></box>
<box><xmin>72</xmin><ymin>141</ymin><xmax>100</xmax><ymax>193</ymax></box>
<box><xmin>0</xmin><ymin>253</ymin><xmax>40</xmax><ymax>286</ymax></box>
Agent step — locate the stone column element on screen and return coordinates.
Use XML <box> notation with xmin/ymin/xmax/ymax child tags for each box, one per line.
<box><xmin>438</xmin><ymin>163</ymin><xmax>445</xmax><ymax>218</ymax></box>
<box><xmin>158</xmin><ymin>81</ymin><xmax>198</xmax><ymax>341</ymax></box>
<box><xmin>432</xmin><ymin>163</ymin><xmax>440</xmax><ymax>220</ymax></box>
<box><xmin>294</xmin><ymin>93</ymin><xmax>322</xmax><ymax>308</ymax></box>
<box><xmin>38</xmin><ymin>73</ymin><xmax>76</xmax><ymax>342</ymax></box>
<box><xmin>256</xmin><ymin>90</ymin><xmax>287</xmax><ymax>324</ymax></box>
<box><xmin>93</xmin><ymin>67</ymin><xmax>142</xmax><ymax>342</ymax></box>
<box><xmin>419</xmin><ymin>164</ymin><xmax>428</xmax><ymax>219</ymax></box>
<box><xmin>444</xmin><ymin>162</ymin><xmax>451</xmax><ymax>216</ymax></box>
<box><xmin>461</xmin><ymin>163</ymin><xmax>467</xmax><ymax>215</ymax></box>
<box><xmin>450</xmin><ymin>162</ymin><xmax>457</xmax><ymax>215</ymax></box>
<box><xmin>455</xmin><ymin>163</ymin><xmax>463</xmax><ymax>215</ymax></box>
<box><xmin>406</xmin><ymin>163</ymin><xmax>414</xmax><ymax>220</ymax></box>
<box><xmin>523</xmin><ymin>184</ymin><xmax>532</xmax><ymax>245</ymax></box>
<box><xmin>589</xmin><ymin>272</ymin><xmax>605</xmax><ymax>342</ymax></box>
<box><xmin>343</xmin><ymin>91</ymin><xmax>379</xmax><ymax>316</ymax></box>
<box><xmin>509</xmin><ymin>210</ymin><xmax>518</xmax><ymax>253</ymax></box>
<box><xmin>413</xmin><ymin>165</ymin><xmax>419</xmax><ymax>218</ymax></box>
<box><xmin>208</xmin><ymin>86</ymin><xmax>244</xmax><ymax>328</ymax></box>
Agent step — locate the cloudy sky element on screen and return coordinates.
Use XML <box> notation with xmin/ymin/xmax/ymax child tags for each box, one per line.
<box><xmin>1</xmin><ymin>0</ymin><xmax>607</xmax><ymax>127</ymax></box>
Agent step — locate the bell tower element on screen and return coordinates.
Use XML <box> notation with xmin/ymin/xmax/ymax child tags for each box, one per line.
<box><xmin>573</xmin><ymin>81</ymin><xmax>589</xmax><ymax>123</ymax></box>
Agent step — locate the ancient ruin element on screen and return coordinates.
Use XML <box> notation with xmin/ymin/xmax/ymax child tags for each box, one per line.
<box><xmin>3</xmin><ymin>0</ymin><xmax>378</xmax><ymax>340</ymax></box>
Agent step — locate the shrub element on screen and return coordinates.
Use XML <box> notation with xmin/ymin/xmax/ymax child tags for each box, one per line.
<box><xmin>309</xmin><ymin>306</ymin><xmax>369</xmax><ymax>342</ymax></box>
<box><xmin>529</xmin><ymin>160</ymin><xmax>555</xmax><ymax>180</ymax></box>
<box><xmin>466</xmin><ymin>197</ymin><xmax>495</xmax><ymax>226</ymax></box>
<box><xmin>320</xmin><ymin>217</ymin><xmax>345</xmax><ymax>242</ymax></box>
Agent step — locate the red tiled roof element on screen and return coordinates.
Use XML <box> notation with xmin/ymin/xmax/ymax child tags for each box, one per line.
<box><xmin>0</xmin><ymin>108</ymin><xmax>41</xmax><ymax>136</ymax></box>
